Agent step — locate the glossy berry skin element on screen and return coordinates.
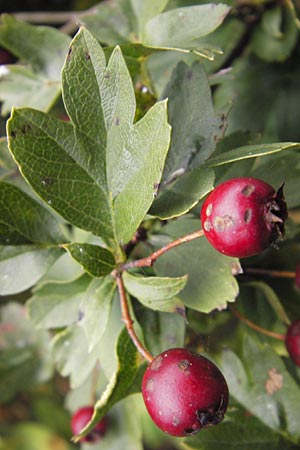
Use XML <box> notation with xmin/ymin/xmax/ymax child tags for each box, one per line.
<box><xmin>201</xmin><ymin>177</ymin><xmax>287</xmax><ymax>258</ymax></box>
<box><xmin>141</xmin><ymin>348</ymin><xmax>229</xmax><ymax>437</ymax></box>
<box><xmin>71</xmin><ymin>406</ymin><xmax>107</xmax><ymax>443</ymax></box>
<box><xmin>285</xmin><ymin>320</ymin><xmax>300</xmax><ymax>366</ymax></box>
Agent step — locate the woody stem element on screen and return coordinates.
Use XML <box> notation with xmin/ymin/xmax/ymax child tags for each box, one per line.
<box><xmin>114</xmin><ymin>271</ymin><xmax>154</xmax><ymax>363</ymax></box>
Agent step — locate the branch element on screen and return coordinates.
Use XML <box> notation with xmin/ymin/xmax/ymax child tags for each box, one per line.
<box><xmin>114</xmin><ymin>271</ymin><xmax>154</xmax><ymax>363</ymax></box>
<box><xmin>121</xmin><ymin>229</ymin><xmax>204</xmax><ymax>270</ymax></box>
<box><xmin>232</xmin><ymin>308</ymin><xmax>285</xmax><ymax>341</ymax></box>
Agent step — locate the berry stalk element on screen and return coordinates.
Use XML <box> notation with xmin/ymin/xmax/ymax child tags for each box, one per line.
<box><xmin>114</xmin><ymin>271</ymin><xmax>154</xmax><ymax>363</ymax></box>
<box><xmin>232</xmin><ymin>308</ymin><xmax>285</xmax><ymax>341</ymax></box>
<box><xmin>121</xmin><ymin>229</ymin><xmax>204</xmax><ymax>270</ymax></box>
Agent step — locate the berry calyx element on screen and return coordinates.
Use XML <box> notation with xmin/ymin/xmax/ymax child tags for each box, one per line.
<box><xmin>285</xmin><ymin>320</ymin><xmax>300</xmax><ymax>366</ymax></box>
<box><xmin>200</xmin><ymin>177</ymin><xmax>287</xmax><ymax>258</ymax></box>
<box><xmin>71</xmin><ymin>406</ymin><xmax>108</xmax><ymax>443</ymax></box>
<box><xmin>141</xmin><ymin>348</ymin><xmax>229</xmax><ymax>437</ymax></box>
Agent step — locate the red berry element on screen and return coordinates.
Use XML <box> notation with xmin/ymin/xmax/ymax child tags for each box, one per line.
<box><xmin>71</xmin><ymin>406</ymin><xmax>107</xmax><ymax>443</ymax></box>
<box><xmin>141</xmin><ymin>348</ymin><xmax>229</xmax><ymax>437</ymax></box>
<box><xmin>200</xmin><ymin>177</ymin><xmax>287</xmax><ymax>258</ymax></box>
<box><xmin>295</xmin><ymin>264</ymin><xmax>300</xmax><ymax>290</ymax></box>
<box><xmin>285</xmin><ymin>320</ymin><xmax>300</xmax><ymax>366</ymax></box>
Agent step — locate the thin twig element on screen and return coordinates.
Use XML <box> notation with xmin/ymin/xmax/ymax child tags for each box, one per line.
<box><xmin>232</xmin><ymin>308</ymin><xmax>285</xmax><ymax>341</ymax></box>
<box><xmin>121</xmin><ymin>229</ymin><xmax>204</xmax><ymax>271</ymax></box>
<box><xmin>114</xmin><ymin>271</ymin><xmax>154</xmax><ymax>363</ymax></box>
<box><xmin>243</xmin><ymin>267</ymin><xmax>296</xmax><ymax>279</ymax></box>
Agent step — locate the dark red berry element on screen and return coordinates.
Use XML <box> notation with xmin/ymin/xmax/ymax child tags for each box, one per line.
<box><xmin>200</xmin><ymin>177</ymin><xmax>287</xmax><ymax>258</ymax></box>
<box><xmin>141</xmin><ymin>348</ymin><xmax>229</xmax><ymax>437</ymax></box>
<box><xmin>71</xmin><ymin>406</ymin><xmax>108</xmax><ymax>443</ymax></box>
<box><xmin>285</xmin><ymin>320</ymin><xmax>300</xmax><ymax>366</ymax></box>
<box><xmin>295</xmin><ymin>264</ymin><xmax>300</xmax><ymax>290</ymax></box>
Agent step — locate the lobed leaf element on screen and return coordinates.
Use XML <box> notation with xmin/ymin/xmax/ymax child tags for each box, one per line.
<box><xmin>7</xmin><ymin>28</ymin><xmax>171</xmax><ymax>251</ymax></box>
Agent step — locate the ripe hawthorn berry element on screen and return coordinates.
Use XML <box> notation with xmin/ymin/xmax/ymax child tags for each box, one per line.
<box><xmin>200</xmin><ymin>177</ymin><xmax>287</xmax><ymax>258</ymax></box>
<box><xmin>71</xmin><ymin>406</ymin><xmax>108</xmax><ymax>443</ymax></box>
<box><xmin>285</xmin><ymin>320</ymin><xmax>300</xmax><ymax>366</ymax></box>
<box><xmin>141</xmin><ymin>348</ymin><xmax>229</xmax><ymax>437</ymax></box>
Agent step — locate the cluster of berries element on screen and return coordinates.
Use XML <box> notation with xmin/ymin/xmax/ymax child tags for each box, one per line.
<box><xmin>71</xmin><ymin>177</ymin><xmax>299</xmax><ymax>442</ymax></box>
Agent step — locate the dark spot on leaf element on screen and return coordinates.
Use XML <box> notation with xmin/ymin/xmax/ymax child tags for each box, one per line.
<box><xmin>21</xmin><ymin>124</ymin><xmax>32</xmax><ymax>134</ymax></box>
<box><xmin>85</xmin><ymin>51</ymin><xmax>91</xmax><ymax>60</ymax></box>
<box><xmin>104</xmin><ymin>72</ymin><xmax>110</xmax><ymax>79</ymax></box>
<box><xmin>186</xmin><ymin>70</ymin><xmax>193</xmax><ymax>80</ymax></box>
<box><xmin>67</xmin><ymin>46</ymin><xmax>72</xmax><ymax>60</ymax></box>
<box><xmin>115</xmin><ymin>117</ymin><xmax>120</xmax><ymax>126</ymax></box>
<box><xmin>41</xmin><ymin>177</ymin><xmax>53</xmax><ymax>187</ymax></box>
<box><xmin>78</xmin><ymin>310</ymin><xmax>84</xmax><ymax>321</ymax></box>
<box><xmin>10</xmin><ymin>130</ymin><xmax>17</xmax><ymax>138</ymax></box>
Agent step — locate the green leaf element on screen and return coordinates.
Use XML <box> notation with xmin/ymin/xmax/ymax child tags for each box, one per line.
<box><xmin>131</xmin><ymin>0</ymin><xmax>169</xmax><ymax>35</ymax></box>
<box><xmin>7</xmin><ymin>28</ymin><xmax>171</xmax><ymax>250</ymax></box>
<box><xmin>153</xmin><ymin>218</ymin><xmax>240</xmax><ymax>313</ymax></box>
<box><xmin>143</xmin><ymin>4</ymin><xmax>230</xmax><ymax>50</ymax></box>
<box><xmin>150</xmin><ymin>166</ymin><xmax>215</xmax><ymax>219</ymax></box>
<box><xmin>73</xmin><ymin>328</ymin><xmax>145</xmax><ymax>442</ymax></box>
<box><xmin>0</xmin><ymin>245</ymin><xmax>62</xmax><ymax>295</ymax></box>
<box><xmin>0</xmin><ymin>15</ymin><xmax>70</xmax><ymax>114</ymax></box>
<box><xmin>220</xmin><ymin>335</ymin><xmax>300</xmax><ymax>440</ymax></box>
<box><xmin>0</xmin><ymin>137</ymin><xmax>16</xmax><ymax>170</ymax></box>
<box><xmin>79</xmin><ymin>1</ymin><xmax>133</xmax><ymax>45</ymax></box>
<box><xmin>251</xmin><ymin>5</ymin><xmax>299</xmax><ymax>62</ymax></box>
<box><xmin>161</xmin><ymin>61</ymin><xmax>222</xmax><ymax>185</ymax></box>
<box><xmin>0</xmin><ymin>302</ymin><xmax>53</xmax><ymax>403</ymax></box>
<box><xmin>51</xmin><ymin>324</ymin><xmax>102</xmax><ymax>389</ymax></box>
<box><xmin>0</xmin><ymin>182</ymin><xmax>66</xmax><ymax>245</ymax></box>
<box><xmin>243</xmin><ymin>281</ymin><xmax>291</xmax><ymax>327</ymax></box>
<box><xmin>62</xmin><ymin>243</ymin><xmax>116</xmax><ymax>277</ymax></box>
<box><xmin>141</xmin><ymin>310</ymin><xmax>186</xmax><ymax>356</ymax></box>
<box><xmin>27</xmin><ymin>274</ymin><xmax>92</xmax><ymax>329</ymax></box>
<box><xmin>80</xmin><ymin>276</ymin><xmax>116</xmax><ymax>351</ymax></box>
<box><xmin>205</xmin><ymin>142</ymin><xmax>300</xmax><ymax>167</ymax></box>
<box><xmin>251</xmin><ymin>149</ymin><xmax>300</xmax><ymax>208</ymax></box>
<box><xmin>0</xmin><ymin>65</ymin><xmax>61</xmax><ymax>116</ymax></box>
<box><xmin>123</xmin><ymin>271</ymin><xmax>187</xmax><ymax>312</ymax></box>
<box><xmin>186</xmin><ymin>409</ymin><xmax>297</xmax><ymax>450</ymax></box>
<box><xmin>0</xmin><ymin>14</ymin><xmax>70</xmax><ymax>76</ymax></box>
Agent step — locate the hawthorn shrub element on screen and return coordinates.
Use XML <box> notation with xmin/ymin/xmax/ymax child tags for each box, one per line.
<box><xmin>1</xmin><ymin>1</ymin><xmax>300</xmax><ymax>449</ymax></box>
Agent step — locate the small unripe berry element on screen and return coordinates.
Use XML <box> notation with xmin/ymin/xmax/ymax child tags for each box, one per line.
<box><xmin>200</xmin><ymin>177</ymin><xmax>287</xmax><ymax>258</ymax></box>
<box><xmin>285</xmin><ymin>320</ymin><xmax>300</xmax><ymax>366</ymax></box>
<box><xmin>71</xmin><ymin>406</ymin><xmax>107</xmax><ymax>443</ymax></box>
<box><xmin>141</xmin><ymin>348</ymin><xmax>228</xmax><ymax>437</ymax></box>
